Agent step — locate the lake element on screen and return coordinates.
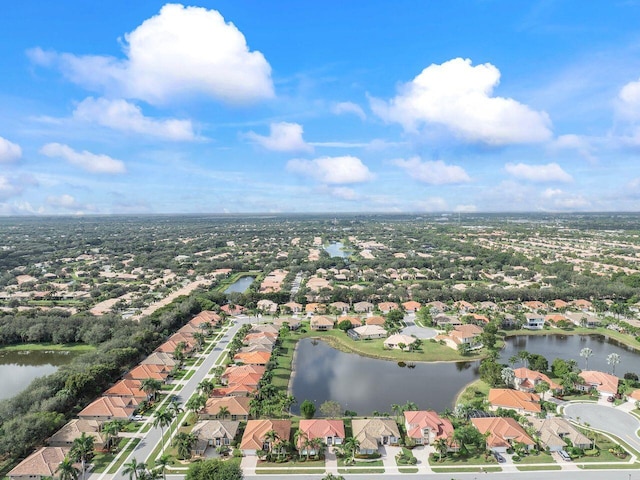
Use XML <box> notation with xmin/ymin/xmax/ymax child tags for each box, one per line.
<box><xmin>324</xmin><ymin>242</ymin><xmax>349</xmax><ymax>258</ymax></box>
<box><xmin>290</xmin><ymin>333</ymin><xmax>640</xmax><ymax>416</ymax></box>
<box><xmin>0</xmin><ymin>350</ymin><xmax>78</xmax><ymax>400</ymax></box>
<box><xmin>224</xmin><ymin>276</ymin><xmax>255</xmax><ymax>294</ymax></box>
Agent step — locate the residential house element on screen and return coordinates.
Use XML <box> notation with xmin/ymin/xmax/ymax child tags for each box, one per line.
<box><xmin>384</xmin><ymin>334</ymin><xmax>416</xmax><ymax>350</ymax></box>
<box><xmin>550</xmin><ymin>299</ymin><xmax>569</xmax><ymax>310</ymax></box>
<box><xmin>233</xmin><ymin>351</ymin><xmax>271</xmax><ymax>366</ymax></box>
<box><xmin>221</xmin><ymin>365</ymin><xmax>266</xmax><ymax>385</ymax></box>
<box><xmin>353</xmin><ymin>301</ymin><xmax>374</xmax><ymax>313</ymax></box>
<box><xmin>523</xmin><ymin>300</ymin><xmax>546</xmax><ymax>311</ymax></box>
<box><xmin>240</xmin><ymin>419</ymin><xmax>292</xmax><ymax>455</ymax></box>
<box><xmin>273</xmin><ymin>317</ymin><xmax>301</xmax><ymax>330</ymax></box>
<box><xmin>330</xmin><ymin>301</ymin><xmax>350</xmax><ymax>313</ymax></box>
<box><xmin>404</xmin><ymin>410</ymin><xmax>454</xmax><ymax>447</ymax></box>
<box><xmin>8</xmin><ymin>447</ymin><xmax>71</xmax><ymax>480</ymax></box>
<box><xmin>351</xmin><ymin>418</ymin><xmax>401</xmax><ymax>454</ymax></box>
<box><xmin>378</xmin><ymin>302</ymin><xmax>399</xmax><ymax>313</ymax></box>
<box><xmin>141</xmin><ymin>351</ymin><xmax>179</xmax><ymax>368</ymax></box>
<box><xmin>221</xmin><ymin>304</ymin><xmax>245</xmax><ymax>315</ymax></box>
<box><xmin>427</xmin><ymin>301</ymin><xmax>448</xmax><ymax>314</ymax></box>
<box><xmin>124</xmin><ymin>364</ymin><xmax>170</xmax><ymax>382</ymax></box>
<box><xmin>340</xmin><ymin>316</ymin><xmax>362</xmax><ymax>328</ymax></box>
<box><xmin>201</xmin><ymin>396</ymin><xmax>251</xmax><ymax>421</ymax></box>
<box><xmin>310</xmin><ymin>316</ymin><xmax>334</xmax><ymax>331</ymax></box>
<box><xmin>436</xmin><ymin>324</ymin><xmax>483</xmax><ymax>350</ymax></box>
<box><xmin>523</xmin><ymin>313</ymin><xmax>545</xmax><ymax>330</ymax></box>
<box><xmin>190</xmin><ymin>310</ymin><xmax>221</xmax><ymax>327</ymax></box>
<box><xmin>479</xmin><ymin>301</ymin><xmax>499</xmax><ymax>311</ymax></box>
<box><xmin>365</xmin><ymin>315</ymin><xmax>386</xmax><ymax>326</ymax></box>
<box><xmin>578</xmin><ymin>370</ymin><xmax>619</xmax><ymax>397</ymax></box>
<box><xmin>545</xmin><ymin>314</ymin><xmax>569</xmax><ymax>327</ymax></box>
<box><xmin>48</xmin><ymin>419</ymin><xmax>107</xmax><ymax>449</ymax></box>
<box><xmin>572</xmin><ymin>299</ymin><xmax>593</xmax><ymax>312</ymax></box>
<box><xmin>297</xmin><ymin>419</ymin><xmax>345</xmax><ymax>452</ymax></box>
<box><xmin>191</xmin><ymin>420</ymin><xmax>240</xmax><ymax>455</ymax></box>
<box><xmin>434</xmin><ymin>314</ymin><xmax>462</xmax><ymax>328</ymax></box>
<box><xmin>529</xmin><ymin>417</ymin><xmax>592</xmax><ymax>452</ymax></box>
<box><xmin>348</xmin><ymin>325</ymin><xmax>388</xmax><ymax>340</ymax></box>
<box><xmin>471</xmin><ymin>417</ymin><xmax>535</xmax><ymax>453</ymax></box>
<box><xmin>103</xmin><ymin>379</ymin><xmax>146</xmax><ymax>402</ymax></box>
<box><xmin>78</xmin><ymin>396</ymin><xmax>136</xmax><ymax>421</ymax></box>
<box><xmin>565</xmin><ymin>312</ymin><xmax>601</xmax><ymax>328</ymax></box>
<box><xmin>282</xmin><ymin>301</ymin><xmax>303</xmax><ymax>314</ymax></box>
<box><xmin>257</xmin><ymin>299</ymin><xmax>278</xmax><ymax>314</ymax></box>
<box><xmin>305</xmin><ymin>303</ymin><xmax>324</xmax><ymax>315</ymax></box>
<box><xmin>249</xmin><ymin>324</ymin><xmax>279</xmax><ymax>335</ymax></box>
<box><xmin>513</xmin><ymin>368</ymin><xmax>562</xmax><ymax>395</ymax></box>
<box><xmin>453</xmin><ymin>300</ymin><xmax>474</xmax><ymax>313</ymax></box>
<box><xmin>402</xmin><ymin>301</ymin><xmax>422</xmax><ymax>313</ymax></box>
<box><xmin>488</xmin><ymin>389</ymin><xmax>541</xmax><ymax>415</ymax></box>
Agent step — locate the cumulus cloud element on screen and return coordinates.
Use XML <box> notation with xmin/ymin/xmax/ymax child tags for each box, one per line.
<box><xmin>392</xmin><ymin>157</ymin><xmax>471</xmax><ymax>185</ymax></box>
<box><xmin>455</xmin><ymin>204</ymin><xmax>477</xmax><ymax>213</ymax></box>
<box><xmin>618</xmin><ymin>79</ymin><xmax>640</xmax><ymax>119</ymax></box>
<box><xmin>0</xmin><ymin>136</ymin><xmax>22</xmax><ymax>163</ymax></box>
<box><xmin>73</xmin><ymin>97</ymin><xmax>197</xmax><ymax>141</ymax></box>
<box><xmin>551</xmin><ymin>134</ymin><xmax>597</xmax><ymax>163</ymax></box>
<box><xmin>332</xmin><ymin>101</ymin><xmax>366</xmax><ymax>120</ymax></box>
<box><xmin>505</xmin><ymin>162</ymin><xmax>573</xmax><ymax>183</ymax></box>
<box><xmin>287</xmin><ymin>156</ymin><xmax>374</xmax><ymax>184</ymax></box>
<box><xmin>46</xmin><ymin>194</ymin><xmax>80</xmax><ymax>209</ymax></box>
<box><xmin>29</xmin><ymin>4</ymin><xmax>273</xmax><ymax>105</ymax></box>
<box><xmin>245</xmin><ymin>122</ymin><xmax>312</xmax><ymax>152</ymax></box>
<box><xmin>0</xmin><ymin>176</ymin><xmax>25</xmax><ymax>200</ymax></box>
<box><xmin>40</xmin><ymin>143</ymin><xmax>126</xmax><ymax>174</ymax></box>
<box><xmin>370</xmin><ymin>57</ymin><xmax>552</xmax><ymax>145</ymax></box>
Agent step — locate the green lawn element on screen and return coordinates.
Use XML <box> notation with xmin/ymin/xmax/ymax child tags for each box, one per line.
<box><xmin>338</xmin><ymin>467</ymin><xmax>384</xmax><ymax>474</ymax></box>
<box><xmin>517</xmin><ymin>465</ymin><xmax>562</xmax><ymax>471</ymax></box>
<box><xmin>516</xmin><ymin>452</ymin><xmax>555</xmax><ymax>464</ymax></box>
<box><xmin>398</xmin><ymin>467</ymin><xmax>419</xmax><ymax>473</ymax></box>
<box><xmin>429</xmin><ymin>450</ymin><xmax>498</xmax><ymax>466</ymax></box>
<box><xmin>0</xmin><ymin>342</ymin><xmax>95</xmax><ymax>352</ymax></box>
<box><xmin>431</xmin><ymin>466</ymin><xmax>500</xmax><ymax>473</ymax></box>
<box><xmin>456</xmin><ymin>379</ymin><xmax>490</xmax><ymax>405</ymax></box>
<box><xmin>337</xmin><ymin>458</ymin><xmax>383</xmax><ymax>467</ymax></box>
<box><xmin>105</xmin><ymin>438</ymin><xmax>141</xmax><ymax>474</ymax></box>
<box><xmin>255</xmin><ymin>469</ymin><xmax>325</xmax><ymax>474</ymax></box>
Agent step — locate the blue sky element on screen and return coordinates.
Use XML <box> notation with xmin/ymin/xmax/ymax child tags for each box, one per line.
<box><xmin>2</xmin><ymin>1</ymin><xmax>640</xmax><ymax>214</ymax></box>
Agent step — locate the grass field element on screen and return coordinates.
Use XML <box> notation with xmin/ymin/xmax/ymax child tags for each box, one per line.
<box><xmin>0</xmin><ymin>342</ymin><xmax>95</xmax><ymax>352</ymax></box>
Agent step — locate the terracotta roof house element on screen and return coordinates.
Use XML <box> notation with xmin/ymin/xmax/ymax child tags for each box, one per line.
<box><xmin>202</xmin><ymin>396</ymin><xmax>251</xmax><ymax>421</ymax></box>
<box><xmin>233</xmin><ymin>351</ymin><xmax>271</xmax><ymax>366</ymax></box>
<box><xmin>348</xmin><ymin>324</ymin><xmax>387</xmax><ymax>340</ymax></box>
<box><xmin>352</xmin><ymin>418</ymin><xmax>401</xmax><ymax>454</ymax></box>
<box><xmin>305</xmin><ymin>303</ymin><xmax>323</xmax><ymax>314</ymax></box>
<box><xmin>467</xmin><ymin>313</ymin><xmax>489</xmax><ymax>325</ymax></box>
<box><xmin>282</xmin><ymin>301</ymin><xmax>303</xmax><ymax>313</ymax></box>
<box><xmin>189</xmin><ymin>310</ymin><xmax>221</xmax><ymax>327</ymax></box>
<box><xmin>427</xmin><ymin>301</ymin><xmax>448</xmax><ymax>314</ymax></box>
<box><xmin>488</xmin><ymin>389</ymin><xmax>541</xmax><ymax>414</ymax></box>
<box><xmin>124</xmin><ymin>364</ymin><xmax>170</xmax><ymax>382</ymax></box>
<box><xmin>273</xmin><ymin>317</ymin><xmax>301</xmax><ymax>330</ymax></box>
<box><xmin>545</xmin><ymin>314</ymin><xmax>569</xmax><ymax>326</ymax></box>
<box><xmin>378</xmin><ymin>302</ymin><xmax>399</xmax><ymax>313</ymax></box>
<box><xmin>330</xmin><ymin>301</ymin><xmax>350</xmax><ymax>312</ymax></box>
<box><xmin>384</xmin><ymin>334</ymin><xmax>416</xmax><ymax>350</ymax></box>
<box><xmin>513</xmin><ymin>368</ymin><xmax>561</xmax><ymax>394</ymax></box>
<box><xmin>471</xmin><ymin>417</ymin><xmax>535</xmax><ymax>453</ymax></box>
<box><xmin>310</xmin><ymin>316</ymin><xmax>334</xmax><ymax>331</ymax></box>
<box><xmin>240</xmin><ymin>419</ymin><xmax>292</xmax><ymax>455</ymax></box>
<box><xmin>628</xmin><ymin>389</ymin><xmax>640</xmax><ymax>402</ymax></box>
<box><xmin>78</xmin><ymin>396</ymin><xmax>136</xmax><ymax>421</ymax></box>
<box><xmin>551</xmin><ymin>299</ymin><xmax>569</xmax><ymax>310</ymax></box>
<box><xmin>297</xmin><ymin>419</ymin><xmax>345</xmax><ymax>452</ymax></box>
<box><xmin>523</xmin><ymin>300</ymin><xmax>546</xmax><ymax>311</ymax></box>
<box><xmin>238</xmin><ymin>344</ymin><xmax>272</xmax><ymax>354</ymax></box>
<box><xmin>48</xmin><ymin>419</ymin><xmax>106</xmax><ymax>449</ymax></box>
<box><xmin>529</xmin><ymin>417</ymin><xmax>592</xmax><ymax>451</ymax></box>
<box><xmin>453</xmin><ymin>300</ymin><xmax>474</xmax><ymax>313</ymax></box>
<box><xmin>243</xmin><ymin>332</ymin><xmax>277</xmax><ymax>345</ymax></box>
<box><xmin>578</xmin><ymin>370</ymin><xmax>619</xmax><ymax>396</ymax></box>
<box><xmin>564</xmin><ymin>312</ymin><xmax>601</xmax><ymax>328</ymax></box>
<box><xmin>249</xmin><ymin>324</ymin><xmax>279</xmax><ymax>335</ymax></box>
<box><xmin>340</xmin><ymin>316</ymin><xmax>362</xmax><ymax>327</ymax></box>
<box><xmin>257</xmin><ymin>299</ymin><xmax>278</xmax><ymax>314</ymax></box>
<box><xmin>437</xmin><ymin>324</ymin><xmax>483</xmax><ymax>350</ymax></box>
<box><xmin>353</xmin><ymin>301</ymin><xmax>374</xmax><ymax>313</ymax></box>
<box><xmin>104</xmin><ymin>379</ymin><xmax>146</xmax><ymax>401</ymax></box>
<box><xmin>365</xmin><ymin>315</ymin><xmax>386</xmax><ymax>326</ymax></box>
<box><xmin>404</xmin><ymin>410</ymin><xmax>454</xmax><ymax>447</ymax></box>
<box><xmin>221</xmin><ymin>304</ymin><xmax>245</xmax><ymax>315</ymax></box>
<box><xmin>572</xmin><ymin>299</ymin><xmax>593</xmax><ymax>311</ymax></box>
<box><xmin>8</xmin><ymin>447</ymin><xmax>71</xmax><ymax>480</ymax></box>
<box><xmin>221</xmin><ymin>365</ymin><xmax>266</xmax><ymax>385</ymax></box>
<box><xmin>191</xmin><ymin>420</ymin><xmax>240</xmax><ymax>456</ymax></box>
<box><xmin>402</xmin><ymin>301</ymin><xmax>422</xmax><ymax>313</ymax></box>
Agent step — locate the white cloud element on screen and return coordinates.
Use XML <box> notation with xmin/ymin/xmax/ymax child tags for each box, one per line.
<box><xmin>505</xmin><ymin>162</ymin><xmax>573</xmax><ymax>183</ymax></box>
<box><xmin>618</xmin><ymin>79</ymin><xmax>640</xmax><ymax>119</ymax></box>
<box><xmin>40</xmin><ymin>143</ymin><xmax>126</xmax><ymax>174</ymax></box>
<box><xmin>29</xmin><ymin>4</ymin><xmax>273</xmax><ymax>105</ymax></box>
<box><xmin>392</xmin><ymin>157</ymin><xmax>471</xmax><ymax>185</ymax></box>
<box><xmin>73</xmin><ymin>97</ymin><xmax>197</xmax><ymax>141</ymax></box>
<box><xmin>46</xmin><ymin>194</ymin><xmax>91</xmax><ymax>211</ymax></box>
<box><xmin>0</xmin><ymin>176</ymin><xmax>25</xmax><ymax>200</ymax></box>
<box><xmin>551</xmin><ymin>134</ymin><xmax>597</xmax><ymax>163</ymax></box>
<box><xmin>328</xmin><ymin>186</ymin><xmax>358</xmax><ymax>200</ymax></box>
<box><xmin>245</xmin><ymin>122</ymin><xmax>312</xmax><ymax>152</ymax></box>
<box><xmin>454</xmin><ymin>204</ymin><xmax>477</xmax><ymax>213</ymax></box>
<box><xmin>287</xmin><ymin>156</ymin><xmax>374</xmax><ymax>184</ymax></box>
<box><xmin>332</xmin><ymin>101</ymin><xmax>366</xmax><ymax>120</ymax></box>
<box><xmin>416</xmin><ymin>197</ymin><xmax>448</xmax><ymax>212</ymax></box>
<box><xmin>370</xmin><ymin>57</ymin><xmax>552</xmax><ymax>145</ymax></box>
<box><xmin>0</xmin><ymin>136</ymin><xmax>22</xmax><ymax>163</ymax></box>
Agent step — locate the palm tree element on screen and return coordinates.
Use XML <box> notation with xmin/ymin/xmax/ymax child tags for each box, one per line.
<box><xmin>293</xmin><ymin>429</ymin><xmax>308</xmax><ymax>459</ymax></box>
<box><xmin>153</xmin><ymin>410</ymin><xmax>174</xmax><ymax>455</ymax></box>
<box><xmin>391</xmin><ymin>403</ymin><xmax>402</xmax><ymax>423</ymax></box>
<box><xmin>433</xmin><ymin>437</ymin><xmax>449</xmax><ymax>462</ymax></box>
<box><xmin>122</xmin><ymin>458</ymin><xmax>144</xmax><ymax>480</ymax></box>
<box><xmin>185</xmin><ymin>394</ymin><xmax>207</xmax><ymax>420</ymax></box>
<box><xmin>217</xmin><ymin>405</ymin><xmax>230</xmax><ymax>420</ymax></box>
<box><xmin>167</xmin><ymin>401</ymin><xmax>183</xmax><ymax>438</ymax></box>
<box><xmin>173</xmin><ymin>432</ymin><xmax>197</xmax><ymax>460</ymax></box>
<box><xmin>534</xmin><ymin>380</ymin><xmax>550</xmax><ymax>401</ymax></box>
<box><xmin>192</xmin><ymin>332</ymin><xmax>206</xmax><ymax>351</ymax></box>
<box><xmin>580</xmin><ymin>347</ymin><xmax>593</xmax><ymax>370</ymax></box>
<box><xmin>140</xmin><ymin>378</ymin><xmax>163</xmax><ymax>402</ymax></box>
<box><xmin>607</xmin><ymin>353</ymin><xmax>621</xmax><ymax>375</ymax></box>
<box><xmin>197</xmin><ymin>379</ymin><xmax>215</xmax><ymax>397</ymax></box>
<box><xmin>263</xmin><ymin>429</ymin><xmax>280</xmax><ymax>459</ymax></box>
<box><xmin>402</xmin><ymin>401</ymin><xmax>418</xmax><ymax>412</ymax></box>
<box><xmin>518</xmin><ymin>350</ymin><xmax>530</xmax><ymax>369</ymax></box>
<box><xmin>56</xmin><ymin>456</ymin><xmax>79</xmax><ymax>480</ymax></box>
<box><xmin>341</xmin><ymin>437</ymin><xmax>360</xmax><ymax>465</ymax></box>
<box><xmin>101</xmin><ymin>420</ymin><xmax>123</xmax><ymax>450</ymax></box>
<box><xmin>310</xmin><ymin>438</ymin><xmax>326</xmax><ymax>460</ymax></box>
<box><xmin>70</xmin><ymin>432</ymin><xmax>94</xmax><ymax>480</ymax></box>
<box><xmin>154</xmin><ymin>455</ymin><xmax>171</xmax><ymax>480</ymax></box>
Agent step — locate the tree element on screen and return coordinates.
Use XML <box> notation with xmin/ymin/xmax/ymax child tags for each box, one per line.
<box><xmin>185</xmin><ymin>458</ymin><xmax>243</xmax><ymax>480</ymax></box>
<box><xmin>457</xmin><ymin>342</ymin><xmax>471</xmax><ymax>356</ymax></box>
<box><xmin>123</xmin><ymin>458</ymin><xmax>144</xmax><ymax>480</ymax></box>
<box><xmin>535</xmin><ymin>380</ymin><xmax>550</xmax><ymax>401</ymax></box>
<box><xmin>153</xmin><ymin>409</ymin><xmax>174</xmax><ymax>455</ymax></box>
<box><xmin>185</xmin><ymin>394</ymin><xmax>207</xmax><ymax>419</ymax></box>
<box><xmin>501</xmin><ymin>367</ymin><xmax>515</xmax><ymax>387</ymax></box>
<box><xmin>102</xmin><ymin>420</ymin><xmax>123</xmax><ymax>450</ymax></box>
<box><xmin>321</xmin><ymin>474</ymin><xmax>345</xmax><ymax>480</ymax></box>
<box><xmin>56</xmin><ymin>456</ymin><xmax>79</xmax><ymax>480</ymax></box>
<box><xmin>154</xmin><ymin>455</ymin><xmax>171</xmax><ymax>480</ymax></box>
<box><xmin>193</xmin><ymin>332</ymin><xmax>206</xmax><ymax>351</ymax></box>
<box><xmin>433</xmin><ymin>437</ymin><xmax>449</xmax><ymax>462</ymax></box>
<box><xmin>173</xmin><ymin>432</ymin><xmax>197</xmax><ymax>460</ymax></box>
<box><xmin>391</xmin><ymin>403</ymin><xmax>403</xmax><ymax>423</ymax></box>
<box><xmin>479</xmin><ymin>359</ymin><xmax>503</xmax><ymax>387</ymax></box>
<box><xmin>263</xmin><ymin>429</ymin><xmax>280</xmax><ymax>459</ymax></box>
<box><xmin>140</xmin><ymin>378</ymin><xmax>163</xmax><ymax>401</ymax></box>
<box><xmin>337</xmin><ymin>320</ymin><xmax>352</xmax><ymax>332</ymax></box>
<box><xmin>217</xmin><ymin>406</ymin><xmax>230</xmax><ymax>420</ymax></box>
<box><xmin>319</xmin><ymin>400</ymin><xmax>342</xmax><ymax>418</ymax></box>
<box><xmin>167</xmin><ymin>400</ymin><xmax>184</xmax><ymax>437</ymax></box>
<box><xmin>607</xmin><ymin>353</ymin><xmax>621</xmax><ymax>375</ymax></box>
<box><xmin>518</xmin><ymin>350</ymin><xmax>530</xmax><ymax>369</ymax></box>
<box><xmin>341</xmin><ymin>437</ymin><xmax>360</xmax><ymax>464</ymax></box>
<box><xmin>300</xmin><ymin>400</ymin><xmax>316</xmax><ymax>419</ymax></box>
<box><xmin>580</xmin><ymin>347</ymin><xmax>593</xmax><ymax>370</ymax></box>
<box><xmin>70</xmin><ymin>432</ymin><xmax>94</xmax><ymax>480</ymax></box>
<box><xmin>527</xmin><ymin>353</ymin><xmax>548</xmax><ymax>372</ymax></box>
<box><xmin>197</xmin><ymin>379</ymin><xmax>215</xmax><ymax>397</ymax></box>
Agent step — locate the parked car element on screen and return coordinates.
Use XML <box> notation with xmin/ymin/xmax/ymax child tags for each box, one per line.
<box><xmin>559</xmin><ymin>450</ymin><xmax>571</xmax><ymax>461</ymax></box>
<box><xmin>493</xmin><ymin>452</ymin><xmax>506</xmax><ymax>463</ymax></box>
<box><xmin>607</xmin><ymin>396</ymin><xmax>615</xmax><ymax>402</ymax></box>
<box><xmin>133</xmin><ymin>414</ymin><xmax>144</xmax><ymax>421</ymax></box>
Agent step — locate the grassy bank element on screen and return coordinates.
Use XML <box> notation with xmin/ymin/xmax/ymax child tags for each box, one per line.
<box><xmin>0</xmin><ymin>342</ymin><xmax>95</xmax><ymax>352</ymax></box>
<box><xmin>502</xmin><ymin>326</ymin><xmax>640</xmax><ymax>352</ymax></box>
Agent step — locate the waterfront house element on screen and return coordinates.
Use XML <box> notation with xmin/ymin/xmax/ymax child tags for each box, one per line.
<box><xmin>488</xmin><ymin>389</ymin><xmax>541</xmax><ymax>415</ymax></box>
<box><xmin>310</xmin><ymin>315</ymin><xmax>334</xmax><ymax>331</ymax></box>
<box><xmin>523</xmin><ymin>313</ymin><xmax>545</xmax><ymax>330</ymax></box>
<box><xmin>78</xmin><ymin>396</ymin><xmax>136</xmax><ymax>421</ymax></box>
<box><xmin>297</xmin><ymin>419</ymin><xmax>345</xmax><ymax>452</ymax></box>
<box><xmin>240</xmin><ymin>419</ymin><xmax>292</xmax><ymax>455</ymax></box>
<box><xmin>383</xmin><ymin>334</ymin><xmax>416</xmax><ymax>350</ymax></box>
<box><xmin>578</xmin><ymin>370</ymin><xmax>619</xmax><ymax>397</ymax></box>
<box><xmin>191</xmin><ymin>420</ymin><xmax>240</xmax><ymax>455</ymax></box>
<box><xmin>352</xmin><ymin>418</ymin><xmax>401</xmax><ymax>454</ymax></box>
<box><xmin>404</xmin><ymin>410</ymin><xmax>455</xmax><ymax>447</ymax></box>
<box><xmin>8</xmin><ymin>447</ymin><xmax>71</xmax><ymax>480</ymax></box>
<box><xmin>513</xmin><ymin>367</ymin><xmax>562</xmax><ymax>395</ymax></box>
<box><xmin>233</xmin><ymin>351</ymin><xmax>271</xmax><ymax>366</ymax></box>
<box><xmin>437</xmin><ymin>324</ymin><xmax>483</xmax><ymax>350</ymax></box>
<box><xmin>48</xmin><ymin>419</ymin><xmax>107</xmax><ymax>449</ymax></box>
<box><xmin>349</xmin><ymin>324</ymin><xmax>387</xmax><ymax>340</ymax></box>
<box><xmin>471</xmin><ymin>417</ymin><xmax>535</xmax><ymax>453</ymax></box>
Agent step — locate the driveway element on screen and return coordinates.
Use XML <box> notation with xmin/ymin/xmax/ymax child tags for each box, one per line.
<box><xmin>563</xmin><ymin>402</ymin><xmax>640</xmax><ymax>453</ymax></box>
<box><xmin>401</xmin><ymin>314</ymin><xmax>437</xmax><ymax>339</ymax></box>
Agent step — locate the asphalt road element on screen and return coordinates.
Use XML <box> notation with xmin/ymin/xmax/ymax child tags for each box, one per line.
<box><xmin>564</xmin><ymin>403</ymin><xmax>640</xmax><ymax>453</ymax></box>
<box><xmin>103</xmin><ymin>317</ymin><xmax>252</xmax><ymax>480</ymax></box>
<box><xmin>401</xmin><ymin>313</ymin><xmax>437</xmax><ymax>339</ymax></box>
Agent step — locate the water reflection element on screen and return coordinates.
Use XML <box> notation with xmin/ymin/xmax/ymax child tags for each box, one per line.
<box><xmin>224</xmin><ymin>276</ymin><xmax>255</xmax><ymax>294</ymax></box>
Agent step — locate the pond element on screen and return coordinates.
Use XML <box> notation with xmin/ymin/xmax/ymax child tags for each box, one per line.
<box><xmin>290</xmin><ymin>333</ymin><xmax>640</xmax><ymax>416</ymax></box>
<box><xmin>324</xmin><ymin>242</ymin><xmax>350</xmax><ymax>258</ymax></box>
<box><xmin>224</xmin><ymin>276</ymin><xmax>255</xmax><ymax>294</ymax></box>
<box><xmin>290</xmin><ymin>338</ymin><xmax>479</xmax><ymax>415</ymax></box>
<box><xmin>0</xmin><ymin>350</ymin><xmax>79</xmax><ymax>400</ymax></box>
